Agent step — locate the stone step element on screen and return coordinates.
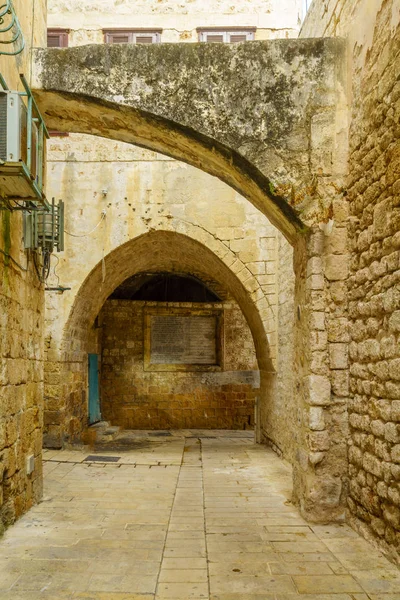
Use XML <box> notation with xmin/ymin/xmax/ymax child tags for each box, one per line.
<box><xmin>102</xmin><ymin>426</ymin><xmax>121</xmax><ymax>440</ymax></box>
<box><xmin>88</xmin><ymin>421</ymin><xmax>121</xmax><ymax>444</ymax></box>
<box><xmin>90</xmin><ymin>420</ymin><xmax>109</xmax><ymax>429</ymax></box>
<box><xmin>89</xmin><ymin>421</ymin><xmax>109</xmax><ymax>435</ymax></box>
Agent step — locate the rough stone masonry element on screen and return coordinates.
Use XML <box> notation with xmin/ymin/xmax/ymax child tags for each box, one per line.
<box><xmin>1</xmin><ymin>0</ymin><xmax>399</xmax><ymax>572</ymax></box>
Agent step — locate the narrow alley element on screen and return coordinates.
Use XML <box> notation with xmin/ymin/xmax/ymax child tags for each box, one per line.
<box><xmin>0</xmin><ymin>432</ymin><xmax>399</xmax><ymax>599</ymax></box>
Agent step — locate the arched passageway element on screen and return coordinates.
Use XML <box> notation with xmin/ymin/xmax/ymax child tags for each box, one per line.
<box><xmin>33</xmin><ymin>38</ymin><xmax>347</xmax><ymax>241</ymax></box>
<box><xmin>59</xmin><ymin>231</ymin><xmax>274</xmax><ymax>443</ymax></box>
<box><xmin>38</xmin><ymin>39</ymin><xmax>349</xmax><ymax>523</ymax></box>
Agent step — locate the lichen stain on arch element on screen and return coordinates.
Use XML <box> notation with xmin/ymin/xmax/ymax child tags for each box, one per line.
<box><xmin>35</xmin><ymin>89</ymin><xmax>303</xmax><ymax>243</ymax></box>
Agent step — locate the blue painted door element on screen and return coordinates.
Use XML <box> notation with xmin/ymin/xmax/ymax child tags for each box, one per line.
<box><xmin>88</xmin><ymin>354</ymin><xmax>101</xmax><ymax>424</ymax></box>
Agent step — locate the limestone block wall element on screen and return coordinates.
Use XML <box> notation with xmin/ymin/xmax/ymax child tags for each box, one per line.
<box><xmin>45</xmin><ymin>141</ymin><xmax>287</xmax><ymax>447</ymax></box>
<box><xmin>261</xmin><ymin>235</ymin><xmax>296</xmax><ymax>459</ymax></box>
<box><xmin>48</xmin><ymin>0</ymin><xmax>302</xmax><ymax>42</ymax></box>
<box><xmin>43</xmin><ymin>0</ymin><xmax>308</xmax><ymax>504</ymax></box>
<box><xmin>99</xmin><ymin>300</ymin><xmax>258</xmax><ymax>430</ymax></box>
<box><xmin>302</xmin><ymin>0</ymin><xmax>400</xmax><ymax>564</ymax></box>
<box><xmin>0</xmin><ymin>0</ymin><xmax>47</xmax><ymax>534</ymax></box>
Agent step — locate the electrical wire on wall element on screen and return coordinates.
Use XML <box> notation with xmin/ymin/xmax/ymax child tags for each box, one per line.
<box><xmin>0</xmin><ymin>247</ymin><xmax>28</xmax><ymax>272</ymax></box>
<box><xmin>51</xmin><ymin>253</ymin><xmax>60</xmax><ymax>288</ymax></box>
<box><xmin>64</xmin><ymin>210</ymin><xmax>107</xmax><ymax>238</ymax></box>
<box><xmin>64</xmin><ymin>210</ymin><xmax>107</xmax><ymax>283</ymax></box>
<box><xmin>33</xmin><ymin>248</ymin><xmax>51</xmax><ymax>284</ymax></box>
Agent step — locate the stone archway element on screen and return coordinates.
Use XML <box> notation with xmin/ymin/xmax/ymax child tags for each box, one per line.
<box><xmin>37</xmin><ymin>39</ymin><xmax>350</xmax><ymax>522</ymax></box>
<box><xmin>33</xmin><ymin>38</ymin><xmax>347</xmax><ymax>241</ymax></box>
<box><xmin>57</xmin><ymin>231</ymin><xmax>274</xmax><ymax>444</ymax></box>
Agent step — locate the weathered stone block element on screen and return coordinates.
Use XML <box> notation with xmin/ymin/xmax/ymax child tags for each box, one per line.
<box><xmin>310</xmin><ymin>312</ymin><xmax>326</xmax><ymax>331</ymax></box>
<box><xmin>382</xmin><ymin>503</ymin><xmax>400</xmax><ymax>529</ymax></box>
<box><xmin>310</xmin><ymin>351</ymin><xmax>328</xmax><ymax>375</ymax></box>
<box><xmin>308</xmin><ymin>451</ymin><xmax>325</xmax><ymax>465</ymax></box>
<box><xmin>373</xmin><ymin>198</ymin><xmax>392</xmax><ymax>240</ymax></box>
<box><xmin>304</xmin><ymin>375</ymin><xmax>331</xmax><ymax>406</ymax></box>
<box><xmin>308</xmin><ymin>430</ymin><xmax>330</xmax><ymax>451</ymax></box>
<box><xmin>307</xmin><ymin>274</ymin><xmax>325</xmax><ymax>290</ymax></box>
<box><xmin>332</xmin><ymin>370</ymin><xmax>349</xmax><ymax>396</ymax></box>
<box><xmin>363</xmin><ymin>452</ymin><xmax>382</xmax><ymax>477</ymax></box>
<box><xmin>330</xmin><ymin>281</ymin><xmax>347</xmax><ymax>303</ymax></box>
<box><xmin>328</xmin><ymin>318</ymin><xmax>349</xmax><ymax>342</ymax></box>
<box><xmin>392</xmin><ymin>401</ymin><xmax>400</xmax><ymax>422</ymax></box>
<box><xmin>384</xmin><ymin>422</ymin><xmax>400</xmax><ymax>443</ymax></box>
<box><xmin>391</xmin><ymin>444</ymin><xmax>400</xmax><ymax>464</ymax></box>
<box><xmin>371</xmin><ymin>419</ymin><xmax>385</xmax><ymax>438</ymax></box>
<box><xmin>332</xmin><ymin>198</ymin><xmax>349</xmax><ymax>223</ymax></box>
<box><xmin>308</xmin><ymin>407</ymin><xmax>325</xmax><ymax>431</ymax></box>
<box><xmin>386</xmin><ymin>382</ymin><xmax>400</xmax><ymax>399</ymax></box>
<box><xmin>326</xmin><ymin>227</ymin><xmax>347</xmax><ymax>255</ymax></box>
<box><xmin>324</xmin><ymin>254</ymin><xmax>349</xmax><ymax>281</ymax></box>
<box><xmin>308</xmin><ymin>230</ymin><xmax>324</xmax><ymax>257</ymax></box>
<box><xmin>310</xmin><ymin>330</ymin><xmax>328</xmax><ymax>351</ymax></box>
<box><xmin>388</xmin><ymin>310</ymin><xmax>400</xmax><ymax>332</ymax></box>
<box><xmin>349</xmin><ymin>445</ymin><xmax>363</xmax><ymax>467</ymax></box>
<box><xmin>329</xmin><ymin>343</ymin><xmax>349</xmax><ymax>369</ymax></box>
<box><xmin>308</xmin><ymin>474</ymin><xmax>342</xmax><ymax>510</ymax></box>
<box><xmin>307</xmin><ymin>256</ymin><xmax>323</xmax><ymax>277</ymax></box>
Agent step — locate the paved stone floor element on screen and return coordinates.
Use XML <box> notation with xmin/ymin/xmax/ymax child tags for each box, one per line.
<box><xmin>0</xmin><ymin>430</ymin><xmax>400</xmax><ymax>600</ymax></box>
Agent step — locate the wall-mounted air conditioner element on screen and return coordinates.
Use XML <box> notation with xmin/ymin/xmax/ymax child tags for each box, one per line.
<box><xmin>24</xmin><ymin>199</ymin><xmax>64</xmax><ymax>253</ymax></box>
<box><xmin>0</xmin><ymin>74</ymin><xmax>49</xmax><ymax>208</ymax></box>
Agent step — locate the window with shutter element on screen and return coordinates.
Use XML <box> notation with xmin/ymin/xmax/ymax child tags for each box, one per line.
<box><xmin>206</xmin><ymin>34</ymin><xmax>224</xmax><ymax>43</ymax></box>
<box><xmin>135</xmin><ymin>35</ymin><xmax>154</xmax><ymax>44</ymax></box>
<box><xmin>198</xmin><ymin>28</ymin><xmax>255</xmax><ymax>43</ymax></box>
<box><xmin>47</xmin><ymin>29</ymin><xmax>69</xmax><ymax>48</ymax></box>
<box><xmin>103</xmin><ymin>30</ymin><xmax>162</xmax><ymax>44</ymax></box>
<box><xmin>108</xmin><ymin>34</ymin><xmax>131</xmax><ymax>44</ymax></box>
<box><xmin>229</xmin><ymin>34</ymin><xmax>248</xmax><ymax>43</ymax></box>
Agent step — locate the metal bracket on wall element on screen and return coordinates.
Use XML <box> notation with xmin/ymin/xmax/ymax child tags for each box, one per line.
<box><xmin>0</xmin><ymin>0</ymin><xmax>25</xmax><ymax>56</ymax></box>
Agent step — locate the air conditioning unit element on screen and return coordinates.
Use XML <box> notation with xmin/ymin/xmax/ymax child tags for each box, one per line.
<box><xmin>24</xmin><ymin>199</ymin><xmax>64</xmax><ymax>253</ymax></box>
<box><xmin>0</xmin><ymin>75</ymin><xmax>48</xmax><ymax>207</ymax></box>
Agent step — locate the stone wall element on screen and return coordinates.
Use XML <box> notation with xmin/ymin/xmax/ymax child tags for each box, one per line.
<box><xmin>41</xmin><ymin>0</ymin><xmax>351</xmax><ymax>522</ymax></box>
<box><xmin>99</xmin><ymin>300</ymin><xmax>258</xmax><ymax>430</ymax></box>
<box><xmin>261</xmin><ymin>235</ymin><xmax>296</xmax><ymax>459</ymax></box>
<box><xmin>45</xmin><ymin>141</ymin><xmax>282</xmax><ymax>446</ymax></box>
<box><xmin>302</xmin><ymin>0</ymin><xmax>400</xmax><ymax>565</ymax></box>
<box><xmin>48</xmin><ymin>0</ymin><xmax>302</xmax><ymax>42</ymax></box>
<box><xmin>0</xmin><ymin>0</ymin><xmax>47</xmax><ymax>534</ymax></box>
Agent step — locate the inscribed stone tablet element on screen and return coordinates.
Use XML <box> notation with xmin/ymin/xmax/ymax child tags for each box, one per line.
<box><xmin>150</xmin><ymin>314</ymin><xmax>217</xmax><ymax>364</ymax></box>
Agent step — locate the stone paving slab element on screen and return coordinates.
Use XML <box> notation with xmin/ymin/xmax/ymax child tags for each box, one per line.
<box><xmin>0</xmin><ymin>432</ymin><xmax>399</xmax><ymax>599</ymax></box>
